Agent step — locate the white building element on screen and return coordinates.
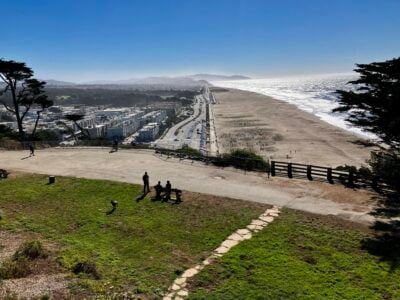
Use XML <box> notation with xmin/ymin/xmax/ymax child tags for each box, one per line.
<box><xmin>136</xmin><ymin>122</ymin><xmax>159</xmax><ymax>142</ymax></box>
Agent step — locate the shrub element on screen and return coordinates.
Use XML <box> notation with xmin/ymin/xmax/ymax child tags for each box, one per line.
<box><xmin>72</xmin><ymin>261</ymin><xmax>101</xmax><ymax>279</ymax></box>
<box><xmin>13</xmin><ymin>240</ymin><xmax>48</xmax><ymax>260</ymax></box>
<box><xmin>369</xmin><ymin>150</ymin><xmax>400</xmax><ymax>193</ymax></box>
<box><xmin>0</xmin><ymin>256</ymin><xmax>31</xmax><ymax>279</ymax></box>
<box><xmin>215</xmin><ymin>149</ymin><xmax>270</xmax><ymax>172</ymax></box>
<box><xmin>176</xmin><ymin>145</ymin><xmax>202</xmax><ymax>157</ymax></box>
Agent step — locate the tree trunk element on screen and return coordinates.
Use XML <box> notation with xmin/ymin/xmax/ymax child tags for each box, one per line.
<box><xmin>9</xmin><ymin>81</ymin><xmax>25</xmax><ymax>144</ymax></box>
<box><xmin>31</xmin><ymin>110</ymin><xmax>42</xmax><ymax>139</ymax></box>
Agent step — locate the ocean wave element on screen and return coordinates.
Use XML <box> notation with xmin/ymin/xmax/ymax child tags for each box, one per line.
<box><xmin>211</xmin><ymin>73</ymin><xmax>375</xmax><ymax>139</ymax></box>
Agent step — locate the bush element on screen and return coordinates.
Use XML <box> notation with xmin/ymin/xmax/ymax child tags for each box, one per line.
<box><xmin>72</xmin><ymin>261</ymin><xmax>101</xmax><ymax>279</ymax></box>
<box><xmin>0</xmin><ymin>256</ymin><xmax>31</xmax><ymax>279</ymax></box>
<box><xmin>215</xmin><ymin>149</ymin><xmax>270</xmax><ymax>172</ymax></box>
<box><xmin>176</xmin><ymin>145</ymin><xmax>202</xmax><ymax>157</ymax></box>
<box><xmin>369</xmin><ymin>150</ymin><xmax>400</xmax><ymax>193</ymax></box>
<box><xmin>13</xmin><ymin>240</ymin><xmax>48</xmax><ymax>260</ymax></box>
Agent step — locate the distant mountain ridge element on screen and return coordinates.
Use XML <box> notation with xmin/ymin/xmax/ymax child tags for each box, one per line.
<box><xmin>44</xmin><ymin>73</ymin><xmax>250</xmax><ymax>87</ymax></box>
<box><xmin>187</xmin><ymin>74</ymin><xmax>250</xmax><ymax>81</ymax></box>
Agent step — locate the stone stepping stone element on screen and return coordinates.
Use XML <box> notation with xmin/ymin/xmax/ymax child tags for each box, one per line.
<box><xmin>268</xmin><ymin>212</ymin><xmax>279</xmax><ymax>217</ymax></box>
<box><xmin>222</xmin><ymin>239</ymin><xmax>239</xmax><ymax>249</ymax></box>
<box><xmin>171</xmin><ymin>284</ymin><xmax>181</xmax><ymax>291</ymax></box>
<box><xmin>195</xmin><ymin>264</ymin><xmax>205</xmax><ymax>271</ymax></box>
<box><xmin>202</xmin><ymin>258</ymin><xmax>212</xmax><ymax>265</ymax></box>
<box><xmin>215</xmin><ymin>246</ymin><xmax>229</xmax><ymax>254</ymax></box>
<box><xmin>251</xmin><ymin>219</ymin><xmax>267</xmax><ymax>226</ymax></box>
<box><xmin>247</xmin><ymin>224</ymin><xmax>258</xmax><ymax>231</ymax></box>
<box><xmin>259</xmin><ymin>216</ymin><xmax>274</xmax><ymax>223</ymax></box>
<box><xmin>174</xmin><ymin>277</ymin><xmax>186</xmax><ymax>286</ymax></box>
<box><xmin>227</xmin><ymin>232</ymin><xmax>244</xmax><ymax>241</ymax></box>
<box><xmin>181</xmin><ymin>268</ymin><xmax>198</xmax><ymax>278</ymax></box>
<box><xmin>177</xmin><ymin>289</ymin><xmax>189</xmax><ymax>297</ymax></box>
<box><xmin>242</xmin><ymin>233</ymin><xmax>252</xmax><ymax>240</ymax></box>
<box><xmin>236</xmin><ymin>228</ymin><xmax>251</xmax><ymax>236</ymax></box>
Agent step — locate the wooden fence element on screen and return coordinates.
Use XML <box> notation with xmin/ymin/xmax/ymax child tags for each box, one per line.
<box><xmin>271</xmin><ymin>160</ymin><xmax>392</xmax><ymax>192</ymax></box>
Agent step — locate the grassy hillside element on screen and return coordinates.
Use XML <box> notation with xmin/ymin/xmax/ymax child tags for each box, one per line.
<box><xmin>188</xmin><ymin>209</ymin><xmax>400</xmax><ymax>300</ymax></box>
<box><xmin>0</xmin><ymin>175</ymin><xmax>266</xmax><ymax>298</ymax></box>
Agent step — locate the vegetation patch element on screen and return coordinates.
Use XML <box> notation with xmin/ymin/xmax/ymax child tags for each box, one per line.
<box><xmin>13</xmin><ymin>240</ymin><xmax>48</xmax><ymax>261</ymax></box>
<box><xmin>188</xmin><ymin>209</ymin><xmax>400</xmax><ymax>299</ymax></box>
<box><xmin>214</xmin><ymin>149</ymin><xmax>270</xmax><ymax>172</ymax></box>
<box><xmin>0</xmin><ymin>256</ymin><xmax>31</xmax><ymax>280</ymax></box>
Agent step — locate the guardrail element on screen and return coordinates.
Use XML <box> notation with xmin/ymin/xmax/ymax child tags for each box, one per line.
<box><xmin>271</xmin><ymin>160</ymin><xmax>393</xmax><ymax>192</ymax></box>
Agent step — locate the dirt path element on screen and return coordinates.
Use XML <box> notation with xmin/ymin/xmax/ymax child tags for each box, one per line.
<box><xmin>0</xmin><ymin>148</ymin><xmax>376</xmax><ymax>224</ymax></box>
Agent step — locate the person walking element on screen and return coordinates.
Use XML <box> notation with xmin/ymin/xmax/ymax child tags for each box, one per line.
<box><xmin>142</xmin><ymin>172</ymin><xmax>150</xmax><ymax>194</ymax></box>
<box><xmin>29</xmin><ymin>144</ymin><xmax>35</xmax><ymax>157</ymax></box>
<box><xmin>112</xmin><ymin>139</ymin><xmax>119</xmax><ymax>152</ymax></box>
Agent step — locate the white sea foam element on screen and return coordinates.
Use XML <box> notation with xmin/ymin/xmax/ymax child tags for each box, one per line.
<box><xmin>212</xmin><ymin>73</ymin><xmax>375</xmax><ymax>139</ymax></box>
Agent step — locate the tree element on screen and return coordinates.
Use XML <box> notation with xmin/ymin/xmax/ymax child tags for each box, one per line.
<box><xmin>337</xmin><ymin>58</ymin><xmax>400</xmax><ymax>268</ymax></box>
<box><xmin>334</xmin><ymin>57</ymin><xmax>400</xmax><ymax>149</ymax></box>
<box><xmin>335</xmin><ymin>58</ymin><xmax>400</xmax><ymax>190</ymax></box>
<box><xmin>0</xmin><ymin>59</ymin><xmax>53</xmax><ymax>142</ymax></box>
<box><xmin>56</xmin><ymin>114</ymin><xmax>91</xmax><ymax>140</ymax></box>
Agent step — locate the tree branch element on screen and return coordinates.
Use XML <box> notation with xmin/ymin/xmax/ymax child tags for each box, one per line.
<box><xmin>20</xmin><ymin>104</ymin><xmax>32</xmax><ymax>121</ymax></box>
<box><xmin>0</xmin><ymin>74</ymin><xmax>8</xmax><ymax>84</ymax></box>
<box><xmin>0</xmin><ymin>99</ymin><xmax>15</xmax><ymax>113</ymax></box>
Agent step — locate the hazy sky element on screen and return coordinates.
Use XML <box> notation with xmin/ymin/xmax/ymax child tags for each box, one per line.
<box><xmin>2</xmin><ymin>0</ymin><xmax>399</xmax><ymax>82</ymax></box>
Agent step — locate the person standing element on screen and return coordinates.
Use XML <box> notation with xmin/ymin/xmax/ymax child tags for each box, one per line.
<box><xmin>29</xmin><ymin>144</ymin><xmax>35</xmax><ymax>157</ymax></box>
<box><xmin>142</xmin><ymin>172</ymin><xmax>150</xmax><ymax>194</ymax></box>
<box><xmin>164</xmin><ymin>180</ymin><xmax>172</xmax><ymax>201</ymax></box>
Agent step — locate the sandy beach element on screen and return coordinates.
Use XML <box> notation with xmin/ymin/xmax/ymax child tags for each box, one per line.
<box><xmin>212</xmin><ymin>88</ymin><xmax>372</xmax><ymax>167</ymax></box>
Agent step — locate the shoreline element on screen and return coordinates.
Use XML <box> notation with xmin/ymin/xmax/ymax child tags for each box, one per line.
<box><xmin>211</xmin><ymin>88</ymin><xmax>373</xmax><ymax>167</ymax></box>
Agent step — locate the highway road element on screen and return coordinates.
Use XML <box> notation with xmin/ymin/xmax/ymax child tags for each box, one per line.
<box><xmin>155</xmin><ymin>86</ymin><xmax>212</xmax><ymax>154</ymax></box>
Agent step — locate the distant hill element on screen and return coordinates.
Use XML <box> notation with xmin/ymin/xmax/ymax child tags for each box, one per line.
<box><xmin>41</xmin><ymin>74</ymin><xmax>250</xmax><ymax>89</ymax></box>
<box><xmin>44</xmin><ymin>79</ymin><xmax>76</xmax><ymax>86</ymax></box>
<box><xmin>187</xmin><ymin>74</ymin><xmax>250</xmax><ymax>81</ymax></box>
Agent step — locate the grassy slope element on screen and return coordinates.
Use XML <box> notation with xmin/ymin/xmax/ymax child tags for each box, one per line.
<box><xmin>189</xmin><ymin>209</ymin><xmax>400</xmax><ymax>300</ymax></box>
<box><xmin>0</xmin><ymin>175</ymin><xmax>266</xmax><ymax>298</ymax></box>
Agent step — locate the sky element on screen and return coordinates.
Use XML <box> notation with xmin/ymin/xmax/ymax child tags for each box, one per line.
<box><xmin>1</xmin><ymin>0</ymin><xmax>400</xmax><ymax>82</ymax></box>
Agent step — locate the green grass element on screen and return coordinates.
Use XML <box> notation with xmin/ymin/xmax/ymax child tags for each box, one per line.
<box><xmin>0</xmin><ymin>175</ymin><xmax>266</xmax><ymax>298</ymax></box>
<box><xmin>188</xmin><ymin>209</ymin><xmax>400</xmax><ymax>300</ymax></box>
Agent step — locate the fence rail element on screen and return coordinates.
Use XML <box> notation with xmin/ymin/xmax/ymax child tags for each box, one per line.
<box><xmin>271</xmin><ymin>160</ymin><xmax>393</xmax><ymax>192</ymax></box>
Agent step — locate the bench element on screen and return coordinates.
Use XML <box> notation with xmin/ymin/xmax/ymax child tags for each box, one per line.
<box><xmin>154</xmin><ymin>186</ymin><xmax>182</xmax><ymax>203</ymax></box>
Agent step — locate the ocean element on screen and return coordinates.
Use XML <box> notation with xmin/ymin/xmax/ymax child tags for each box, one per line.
<box><xmin>211</xmin><ymin>73</ymin><xmax>374</xmax><ymax>139</ymax></box>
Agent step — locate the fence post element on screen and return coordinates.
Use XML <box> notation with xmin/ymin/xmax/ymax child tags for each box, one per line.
<box><xmin>287</xmin><ymin>163</ymin><xmax>293</xmax><ymax>179</ymax></box>
<box><xmin>371</xmin><ymin>175</ymin><xmax>379</xmax><ymax>191</ymax></box>
<box><xmin>327</xmin><ymin>168</ymin><xmax>333</xmax><ymax>184</ymax></box>
<box><xmin>348</xmin><ymin>170</ymin><xmax>354</xmax><ymax>187</ymax></box>
<box><xmin>271</xmin><ymin>161</ymin><xmax>276</xmax><ymax>177</ymax></box>
<box><xmin>307</xmin><ymin>165</ymin><xmax>313</xmax><ymax>181</ymax></box>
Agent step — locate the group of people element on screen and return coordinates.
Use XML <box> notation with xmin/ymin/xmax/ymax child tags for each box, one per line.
<box><xmin>142</xmin><ymin>172</ymin><xmax>175</xmax><ymax>201</ymax></box>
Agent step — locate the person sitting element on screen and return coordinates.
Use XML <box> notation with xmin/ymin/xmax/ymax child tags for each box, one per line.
<box><xmin>154</xmin><ymin>181</ymin><xmax>163</xmax><ymax>200</ymax></box>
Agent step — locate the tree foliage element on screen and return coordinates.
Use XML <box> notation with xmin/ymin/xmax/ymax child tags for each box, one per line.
<box><xmin>0</xmin><ymin>59</ymin><xmax>53</xmax><ymax>141</ymax></box>
<box><xmin>334</xmin><ymin>57</ymin><xmax>400</xmax><ymax>149</ymax></box>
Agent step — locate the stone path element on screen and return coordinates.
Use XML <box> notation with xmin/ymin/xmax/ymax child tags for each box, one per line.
<box><xmin>163</xmin><ymin>206</ymin><xmax>281</xmax><ymax>300</ymax></box>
